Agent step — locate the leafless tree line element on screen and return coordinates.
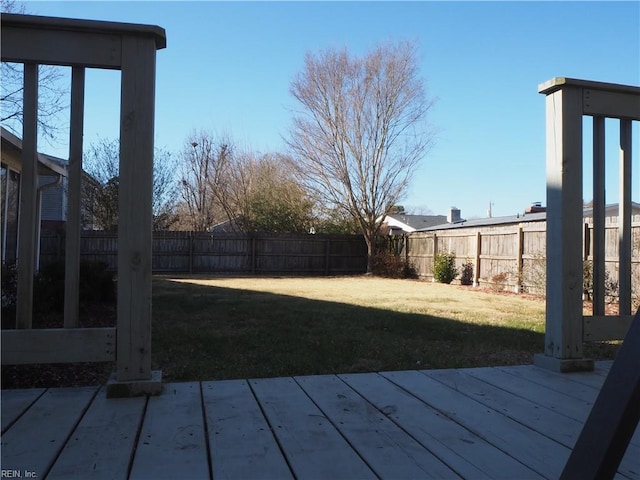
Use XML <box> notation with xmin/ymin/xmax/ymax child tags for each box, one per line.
<box><xmin>1</xmin><ymin>3</ymin><xmax>435</xmax><ymax>270</ymax></box>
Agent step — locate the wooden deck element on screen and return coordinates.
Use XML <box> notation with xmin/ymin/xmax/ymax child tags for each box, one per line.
<box><xmin>2</xmin><ymin>361</ymin><xmax>638</xmax><ymax>479</ymax></box>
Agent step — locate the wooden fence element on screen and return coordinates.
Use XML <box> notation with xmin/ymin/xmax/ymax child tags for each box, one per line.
<box><xmin>40</xmin><ymin>231</ymin><xmax>368</xmax><ymax>276</ymax></box>
<box><xmin>398</xmin><ymin>216</ymin><xmax>640</xmax><ymax>294</ymax></box>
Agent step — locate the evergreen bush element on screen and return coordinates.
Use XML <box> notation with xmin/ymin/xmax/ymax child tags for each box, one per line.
<box><xmin>433</xmin><ymin>251</ymin><xmax>458</xmax><ymax>284</ymax></box>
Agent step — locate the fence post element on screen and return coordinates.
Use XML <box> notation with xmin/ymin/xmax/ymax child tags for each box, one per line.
<box><xmin>516</xmin><ymin>226</ymin><xmax>524</xmax><ymax>293</ymax></box>
<box><xmin>188</xmin><ymin>232</ymin><xmax>193</xmax><ymax>274</ymax></box>
<box><xmin>324</xmin><ymin>239</ymin><xmax>331</xmax><ymax>275</ymax></box>
<box><xmin>432</xmin><ymin>233</ymin><xmax>438</xmax><ymax>282</ymax></box>
<box><xmin>474</xmin><ymin>232</ymin><xmax>481</xmax><ymax>287</ymax></box>
<box><xmin>251</xmin><ymin>236</ymin><xmax>257</xmax><ymax>274</ymax></box>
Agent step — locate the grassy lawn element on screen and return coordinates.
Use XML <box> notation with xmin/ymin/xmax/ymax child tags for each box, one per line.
<box><xmin>152</xmin><ymin>275</ymin><xmax>554</xmax><ymax>382</ymax></box>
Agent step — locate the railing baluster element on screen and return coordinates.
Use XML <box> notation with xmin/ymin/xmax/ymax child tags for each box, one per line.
<box><xmin>64</xmin><ymin>67</ymin><xmax>85</xmax><ymax>328</ymax></box>
<box><xmin>619</xmin><ymin>119</ymin><xmax>632</xmax><ymax>315</ymax></box>
<box><xmin>16</xmin><ymin>63</ymin><xmax>38</xmax><ymax>330</ymax></box>
<box><xmin>592</xmin><ymin>116</ymin><xmax>606</xmax><ymax>316</ymax></box>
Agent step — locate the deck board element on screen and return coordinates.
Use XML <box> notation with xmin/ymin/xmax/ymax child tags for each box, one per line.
<box><xmin>250</xmin><ymin>376</ymin><xmax>376</xmax><ymax>479</ymax></box>
<box><xmin>383</xmin><ymin>369</ymin><xmax>571</xmax><ymax>479</ymax></box>
<box><xmin>2</xmin><ymin>361</ymin><xmax>637</xmax><ymax>480</ymax></box>
<box><xmin>129</xmin><ymin>382</ymin><xmax>210</xmax><ymax>480</ymax></box>
<box><xmin>425</xmin><ymin>369</ymin><xmax>640</xmax><ymax>479</ymax></box>
<box><xmin>202</xmin><ymin>379</ymin><xmax>292</xmax><ymax>480</ymax></box>
<box><xmin>296</xmin><ymin>374</ymin><xmax>460</xmax><ymax>479</ymax></box>
<box><xmin>1</xmin><ymin>387</ymin><xmax>45</xmax><ymax>433</ymax></box>
<box><xmin>340</xmin><ymin>372</ymin><xmax>541</xmax><ymax>479</ymax></box>
<box><xmin>1</xmin><ymin>387</ymin><xmax>97</xmax><ymax>477</ymax></box>
<box><xmin>46</xmin><ymin>387</ymin><xmax>146</xmax><ymax>480</ymax></box>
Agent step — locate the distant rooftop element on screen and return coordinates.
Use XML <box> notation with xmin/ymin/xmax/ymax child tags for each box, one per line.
<box><xmin>417</xmin><ymin>212</ymin><xmax>546</xmax><ymax>231</ymax></box>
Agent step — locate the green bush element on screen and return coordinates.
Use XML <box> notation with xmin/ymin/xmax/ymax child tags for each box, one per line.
<box><xmin>371</xmin><ymin>252</ymin><xmax>418</xmax><ymax>279</ymax></box>
<box><xmin>460</xmin><ymin>260</ymin><xmax>474</xmax><ymax>286</ymax></box>
<box><xmin>433</xmin><ymin>251</ymin><xmax>458</xmax><ymax>284</ymax></box>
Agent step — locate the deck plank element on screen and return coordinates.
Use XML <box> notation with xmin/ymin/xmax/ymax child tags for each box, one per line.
<box><xmin>467</xmin><ymin>367</ymin><xmax>595</xmax><ymax>421</ymax></box>
<box><xmin>1</xmin><ymin>388</ymin><xmax>46</xmax><ymax>433</ymax></box>
<box><xmin>383</xmin><ymin>369</ymin><xmax>569</xmax><ymax>479</ymax></box>
<box><xmin>202</xmin><ymin>379</ymin><xmax>293</xmax><ymax>480</ymax></box>
<box><xmin>468</xmin><ymin>367</ymin><xmax>640</xmax><ymax>450</ymax></box>
<box><xmin>426</xmin><ymin>368</ymin><xmax>583</xmax><ymax>446</ymax></box>
<box><xmin>340</xmin><ymin>372</ymin><xmax>542</xmax><ymax>479</ymax></box>
<box><xmin>296</xmin><ymin>374</ymin><xmax>460</xmax><ymax>479</ymax></box>
<box><xmin>500</xmin><ymin>364</ymin><xmax>605</xmax><ymax>395</ymax></box>
<box><xmin>0</xmin><ymin>387</ymin><xmax>97</xmax><ymax>478</ymax></box>
<box><xmin>425</xmin><ymin>369</ymin><xmax>640</xmax><ymax>479</ymax></box>
<box><xmin>129</xmin><ymin>382</ymin><xmax>209</xmax><ymax>480</ymax></box>
<box><xmin>46</xmin><ymin>387</ymin><xmax>146</xmax><ymax>480</ymax></box>
<box><xmin>250</xmin><ymin>376</ymin><xmax>376</xmax><ymax>480</ymax></box>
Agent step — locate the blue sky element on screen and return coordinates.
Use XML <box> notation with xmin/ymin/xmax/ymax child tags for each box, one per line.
<box><xmin>22</xmin><ymin>1</ymin><xmax>640</xmax><ymax>219</ymax></box>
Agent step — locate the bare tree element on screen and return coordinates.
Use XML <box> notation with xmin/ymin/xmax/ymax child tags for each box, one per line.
<box><xmin>1</xmin><ymin>0</ymin><xmax>68</xmax><ymax>144</ymax></box>
<box><xmin>82</xmin><ymin>137</ymin><xmax>179</xmax><ymax>230</ymax></box>
<box><xmin>287</xmin><ymin>40</ymin><xmax>434</xmax><ymax>272</ymax></box>
<box><xmin>178</xmin><ymin>130</ymin><xmax>232</xmax><ymax>231</ymax></box>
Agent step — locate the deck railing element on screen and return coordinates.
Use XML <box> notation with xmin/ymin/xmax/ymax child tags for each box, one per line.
<box><xmin>535</xmin><ymin>78</ymin><xmax>640</xmax><ymax>372</ymax></box>
<box><xmin>0</xmin><ymin>13</ymin><xmax>166</xmax><ymax>396</ymax></box>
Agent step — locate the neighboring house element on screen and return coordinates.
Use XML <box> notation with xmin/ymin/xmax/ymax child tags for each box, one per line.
<box><xmin>583</xmin><ymin>202</ymin><xmax>640</xmax><ymax>224</ymax></box>
<box><xmin>1</xmin><ymin>127</ymin><xmax>67</xmax><ymax>264</ymax></box>
<box><xmin>382</xmin><ymin>207</ymin><xmax>465</xmax><ymax>235</ymax></box>
<box><xmin>209</xmin><ymin>217</ymin><xmax>243</xmax><ymax>233</ymax></box>
<box><xmin>415</xmin><ymin>203</ymin><xmax>640</xmax><ymax>233</ymax></box>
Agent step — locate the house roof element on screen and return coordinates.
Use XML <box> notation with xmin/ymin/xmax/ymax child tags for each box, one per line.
<box><xmin>1</xmin><ymin>126</ymin><xmax>68</xmax><ymax>177</ymax></box>
<box><xmin>385</xmin><ymin>214</ymin><xmax>448</xmax><ymax>232</ymax></box>
<box><xmin>583</xmin><ymin>202</ymin><xmax>640</xmax><ymax>217</ymax></box>
<box><xmin>417</xmin><ymin>202</ymin><xmax>640</xmax><ymax>232</ymax></box>
<box><xmin>417</xmin><ymin>212</ymin><xmax>547</xmax><ymax>231</ymax></box>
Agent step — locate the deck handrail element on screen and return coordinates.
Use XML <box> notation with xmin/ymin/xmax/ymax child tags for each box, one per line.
<box><xmin>0</xmin><ymin>13</ymin><xmax>166</xmax><ymax>396</ymax></box>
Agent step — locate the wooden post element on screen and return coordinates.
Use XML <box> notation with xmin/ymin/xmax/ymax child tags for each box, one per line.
<box><xmin>108</xmin><ymin>35</ymin><xmax>162</xmax><ymax>396</ymax></box>
<box><xmin>432</xmin><ymin>234</ymin><xmax>438</xmax><ymax>282</ymax></box>
<box><xmin>516</xmin><ymin>226</ymin><xmax>524</xmax><ymax>293</ymax></box>
<box><xmin>188</xmin><ymin>231</ymin><xmax>194</xmax><ymax>274</ymax></box>
<box><xmin>16</xmin><ymin>63</ymin><xmax>38</xmax><ymax>330</ymax></box>
<box><xmin>618</xmin><ymin>119</ymin><xmax>632</xmax><ymax>315</ymax></box>
<box><xmin>64</xmin><ymin>67</ymin><xmax>85</xmax><ymax>329</ymax></box>
<box><xmin>534</xmin><ymin>80</ymin><xmax>593</xmax><ymax>372</ymax></box>
<box><xmin>474</xmin><ymin>232</ymin><xmax>481</xmax><ymax>287</ymax></box>
<box><xmin>324</xmin><ymin>239</ymin><xmax>331</xmax><ymax>275</ymax></box>
<box><xmin>592</xmin><ymin>117</ymin><xmax>606</xmax><ymax>316</ymax></box>
<box><xmin>251</xmin><ymin>236</ymin><xmax>257</xmax><ymax>274</ymax></box>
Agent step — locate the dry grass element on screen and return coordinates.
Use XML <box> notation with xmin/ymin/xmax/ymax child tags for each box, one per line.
<box><xmin>152</xmin><ymin>275</ymin><xmax>551</xmax><ymax>382</ymax></box>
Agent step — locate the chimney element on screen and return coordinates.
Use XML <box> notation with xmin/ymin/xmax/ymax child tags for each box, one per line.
<box><xmin>447</xmin><ymin>207</ymin><xmax>461</xmax><ymax>223</ymax></box>
<box><xmin>525</xmin><ymin>202</ymin><xmax>546</xmax><ymax>214</ymax></box>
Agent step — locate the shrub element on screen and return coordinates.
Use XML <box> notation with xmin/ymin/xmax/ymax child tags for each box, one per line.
<box><xmin>490</xmin><ymin>272</ymin><xmax>509</xmax><ymax>292</ymax></box>
<box><xmin>371</xmin><ymin>252</ymin><xmax>418</xmax><ymax>279</ymax></box>
<box><xmin>459</xmin><ymin>260</ymin><xmax>474</xmax><ymax>286</ymax></box>
<box><xmin>1</xmin><ymin>263</ymin><xmax>18</xmax><ymax>308</ymax></box>
<box><xmin>35</xmin><ymin>260</ymin><xmax>116</xmax><ymax>313</ymax></box>
<box><xmin>583</xmin><ymin>260</ymin><xmax>619</xmax><ymax>302</ymax></box>
<box><xmin>520</xmin><ymin>253</ymin><xmax>546</xmax><ymax>294</ymax></box>
<box><xmin>433</xmin><ymin>251</ymin><xmax>457</xmax><ymax>284</ymax></box>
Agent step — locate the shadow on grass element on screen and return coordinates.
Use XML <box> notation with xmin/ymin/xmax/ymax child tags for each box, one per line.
<box><xmin>151</xmin><ymin>277</ymin><xmax>547</xmax><ymax>383</ymax></box>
